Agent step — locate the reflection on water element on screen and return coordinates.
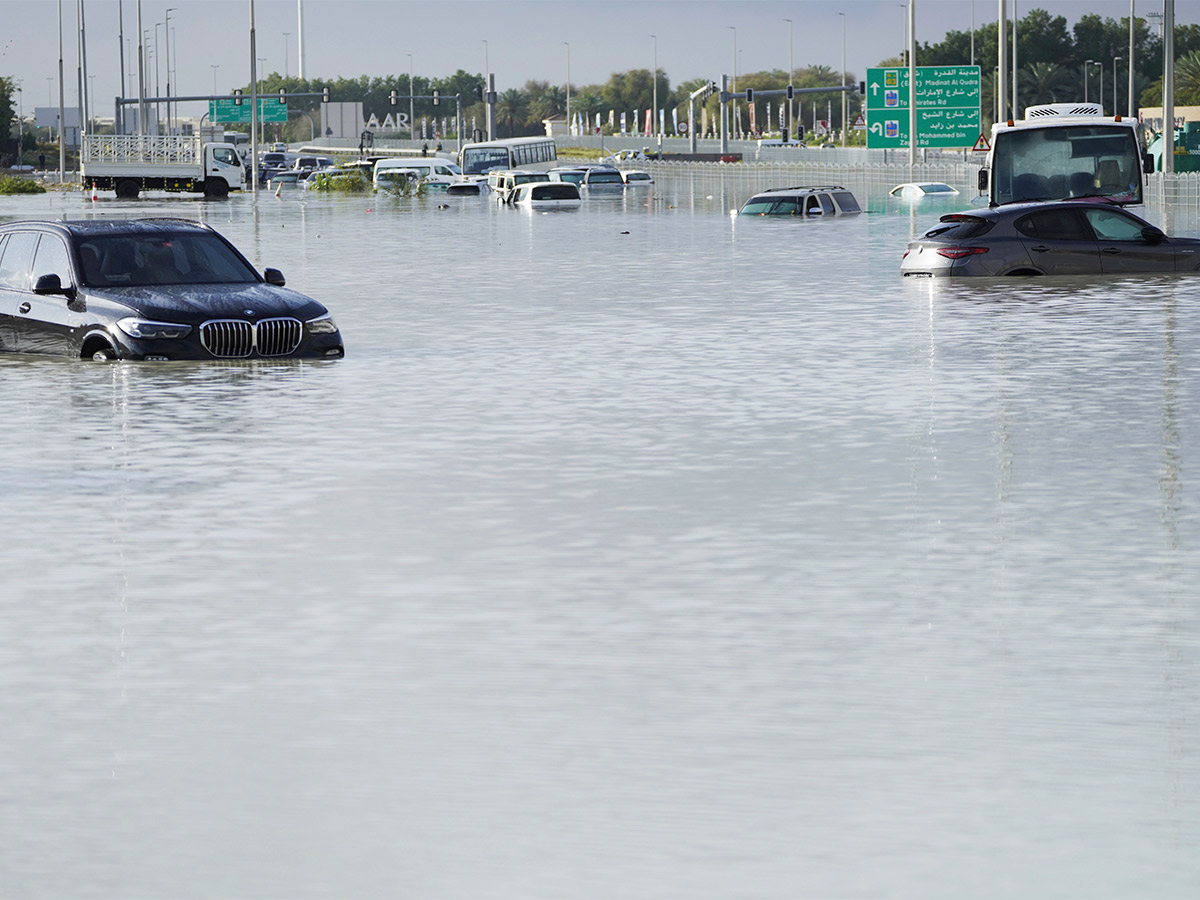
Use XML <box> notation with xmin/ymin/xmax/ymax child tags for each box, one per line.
<box><xmin>1</xmin><ymin>179</ymin><xmax>1198</xmax><ymax>899</ymax></box>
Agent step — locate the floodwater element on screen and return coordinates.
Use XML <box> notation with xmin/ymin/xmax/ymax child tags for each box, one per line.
<box><xmin>1</xmin><ymin>174</ymin><xmax>1198</xmax><ymax>900</ymax></box>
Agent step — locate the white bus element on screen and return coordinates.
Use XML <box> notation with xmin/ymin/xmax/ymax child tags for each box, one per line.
<box><xmin>978</xmin><ymin>103</ymin><xmax>1148</xmax><ymax>211</ymax></box>
<box><xmin>458</xmin><ymin>137</ymin><xmax>558</xmax><ymax>177</ymax></box>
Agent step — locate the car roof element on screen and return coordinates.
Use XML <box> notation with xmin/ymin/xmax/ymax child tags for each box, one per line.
<box><xmin>952</xmin><ymin>200</ymin><xmax>1136</xmax><ymax>220</ymax></box>
<box><xmin>751</xmin><ymin>185</ymin><xmax>850</xmax><ymax>197</ymax></box>
<box><xmin>0</xmin><ymin>218</ymin><xmax>214</xmax><ymax>239</ymax></box>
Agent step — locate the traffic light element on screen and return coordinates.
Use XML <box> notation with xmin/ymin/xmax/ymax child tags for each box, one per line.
<box><xmin>278</xmin><ymin>88</ymin><xmax>287</xmax><ymax>104</ymax></box>
<box><xmin>745</xmin><ymin>88</ymin><xmax>753</xmax><ymax>102</ymax></box>
<box><xmin>786</xmin><ymin>85</ymin><xmax>794</xmax><ymax>100</ymax></box>
<box><xmin>859</xmin><ymin>81</ymin><xmax>866</xmax><ymax>95</ymax></box>
<box><xmin>390</xmin><ymin>90</ymin><xmax>397</xmax><ymax>105</ymax></box>
<box><xmin>233</xmin><ymin>88</ymin><xmax>243</xmax><ymax>105</ymax></box>
<box><xmin>475</xmin><ymin>82</ymin><xmax>485</xmax><ymax>101</ymax></box>
<box><xmin>322</xmin><ymin>86</ymin><xmax>330</xmax><ymax>102</ymax></box>
<box><xmin>432</xmin><ymin>89</ymin><xmax>440</xmax><ymax>107</ymax></box>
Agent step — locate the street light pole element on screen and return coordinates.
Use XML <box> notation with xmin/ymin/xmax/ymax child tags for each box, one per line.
<box><xmin>839</xmin><ymin>11</ymin><xmax>846</xmax><ymax>147</ymax></box>
<box><xmin>408</xmin><ymin>53</ymin><xmax>414</xmax><ymax>144</ymax></box>
<box><xmin>651</xmin><ymin>34</ymin><xmax>657</xmax><ymax>143</ymax></box>
<box><xmin>1084</xmin><ymin>59</ymin><xmax>1092</xmax><ymax>103</ymax></box>
<box><xmin>164</xmin><ymin>9</ymin><xmax>176</xmax><ymax>134</ymax></box>
<box><xmin>283</xmin><ymin>32</ymin><xmax>290</xmax><ymax>78</ymax></box>
<box><xmin>482</xmin><ymin>40</ymin><xmax>492</xmax><ymax>140</ymax></box>
<box><xmin>729</xmin><ymin>26</ymin><xmax>736</xmax><ymax>137</ymax></box>
<box><xmin>1113</xmin><ymin>56</ymin><xmax>1121</xmax><ymax>116</ymax></box>
<box><xmin>564</xmin><ymin>42</ymin><xmax>570</xmax><ymax>137</ymax></box>
<box><xmin>211</xmin><ymin>64</ymin><xmax>219</xmax><ymax>95</ymax></box>
<box><xmin>1094</xmin><ymin>60</ymin><xmax>1103</xmax><ymax>112</ymax></box>
<box><xmin>784</xmin><ymin>18</ymin><xmax>793</xmax><ymax>142</ymax></box>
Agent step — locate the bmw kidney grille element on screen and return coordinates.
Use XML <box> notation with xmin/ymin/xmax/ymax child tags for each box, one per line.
<box><xmin>200</xmin><ymin>318</ymin><xmax>303</xmax><ymax>358</ymax></box>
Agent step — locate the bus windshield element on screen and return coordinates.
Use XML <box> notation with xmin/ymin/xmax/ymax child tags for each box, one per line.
<box><xmin>991</xmin><ymin>124</ymin><xmax>1142</xmax><ymax>206</ymax></box>
<box><xmin>459</xmin><ymin>138</ymin><xmax>558</xmax><ymax>176</ymax></box>
<box><xmin>461</xmin><ymin>147</ymin><xmax>510</xmax><ymax>175</ymax></box>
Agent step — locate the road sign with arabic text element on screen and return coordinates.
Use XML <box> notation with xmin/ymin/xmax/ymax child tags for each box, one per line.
<box><xmin>865</xmin><ymin>66</ymin><xmax>980</xmax><ymax>149</ymax></box>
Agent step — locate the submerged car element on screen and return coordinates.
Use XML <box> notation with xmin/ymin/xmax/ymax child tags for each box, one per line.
<box><xmin>0</xmin><ymin>218</ymin><xmax>344</xmax><ymax>360</ymax></box>
<box><xmin>737</xmin><ymin>185</ymin><xmax>862</xmax><ymax>216</ymax></box>
<box><xmin>621</xmin><ymin>170</ymin><xmax>654</xmax><ymax>185</ymax></box>
<box><xmin>511</xmin><ymin>181</ymin><xmax>582</xmax><ymax>208</ymax></box>
<box><xmin>580</xmin><ymin>166</ymin><xmax>625</xmax><ymax>189</ymax></box>
<box><xmin>889</xmin><ymin>181</ymin><xmax>960</xmax><ymax>198</ymax></box>
<box><xmin>901</xmin><ymin>201</ymin><xmax>1200</xmax><ymax>277</ymax></box>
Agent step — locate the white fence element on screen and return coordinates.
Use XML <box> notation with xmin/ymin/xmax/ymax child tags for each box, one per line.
<box><xmin>642</xmin><ymin>157</ymin><xmax>1200</xmax><ymax>216</ymax></box>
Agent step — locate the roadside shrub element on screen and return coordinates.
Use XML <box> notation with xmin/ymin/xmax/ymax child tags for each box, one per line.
<box><xmin>0</xmin><ymin>174</ymin><xmax>46</xmax><ymax>194</ymax></box>
<box><xmin>307</xmin><ymin>169</ymin><xmax>371</xmax><ymax>193</ymax></box>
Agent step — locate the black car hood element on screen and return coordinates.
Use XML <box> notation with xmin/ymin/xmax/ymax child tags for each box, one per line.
<box><xmin>81</xmin><ymin>282</ymin><xmax>328</xmax><ymax>323</ymax></box>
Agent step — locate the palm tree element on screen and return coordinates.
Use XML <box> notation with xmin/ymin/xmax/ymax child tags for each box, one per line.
<box><xmin>1020</xmin><ymin>62</ymin><xmax>1071</xmax><ymax>108</ymax></box>
<box><xmin>1176</xmin><ymin>50</ymin><xmax>1200</xmax><ymax>105</ymax></box>
<box><xmin>496</xmin><ymin>88</ymin><xmax>529</xmax><ymax>137</ymax></box>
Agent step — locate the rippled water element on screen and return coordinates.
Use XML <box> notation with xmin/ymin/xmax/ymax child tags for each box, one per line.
<box><xmin>1</xmin><ymin>176</ymin><xmax>1198</xmax><ymax>899</ymax></box>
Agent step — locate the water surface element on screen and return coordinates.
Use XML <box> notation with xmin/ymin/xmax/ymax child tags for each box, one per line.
<box><xmin>0</xmin><ymin>176</ymin><xmax>1197</xmax><ymax>899</ymax></box>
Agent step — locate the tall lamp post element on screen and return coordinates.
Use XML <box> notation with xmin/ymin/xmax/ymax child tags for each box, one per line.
<box><xmin>211</xmin><ymin>64</ymin><xmax>219</xmax><ymax>95</ymax></box>
<box><xmin>1084</xmin><ymin>59</ymin><xmax>1092</xmax><ymax>103</ymax></box>
<box><xmin>564</xmin><ymin>42</ymin><xmax>570</xmax><ymax>137</ymax></box>
<box><xmin>283</xmin><ymin>32</ymin><xmax>290</xmax><ymax>78</ymax></box>
<box><xmin>651</xmin><ymin>34</ymin><xmax>657</xmax><ymax>143</ymax></box>
<box><xmin>784</xmin><ymin>18</ymin><xmax>793</xmax><ymax>142</ymax></box>
<box><xmin>1112</xmin><ymin>56</ymin><xmax>1121</xmax><ymax>116</ymax></box>
<box><xmin>482</xmin><ymin>40</ymin><xmax>492</xmax><ymax>140</ymax></box>
<box><xmin>407</xmin><ymin>53</ymin><xmax>414</xmax><ymax>143</ymax></box>
<box><xmin>838</xmin><ymin>11</ymin><xmax>846</xmax><ymax>146</ymax></box>
<box><xmin>1093</xmin><ymin>60</ymin><xmax>1103</xmax><ymax>113</ymax></box>
<box><xmin>164</xmin><ymin>8</ymin><xmax>175</xmax><ymax>134</ymax></box>
<box><xmin>729</xmin><ymin>26</ymin><xmax>737</xmax><ymax>137</ymax></box>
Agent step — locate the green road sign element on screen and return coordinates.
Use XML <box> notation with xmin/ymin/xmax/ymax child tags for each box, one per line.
<box><xmin>865</xmin><ymin>66</ymin><xmax>980</xmax><ymax>149</ymax></box>
<box><xmin>209</xmin><ymin>97</ymin><xmax>289</xmax><ymax>124</ymax></box>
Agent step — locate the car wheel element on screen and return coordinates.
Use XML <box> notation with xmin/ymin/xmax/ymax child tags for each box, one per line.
<box><xmin>204</xmin><ymin>180</ymin><xmax>230</xmax><ymax>199</ymax></box>
<box><xmin>115</xmin><ymin>179</ymin><xmax>139</xmax><ymax>200</ymax></box>
<box><xmin>90</xmin><ymin>346</ymin><xmax>118</xmax><ymax>361</ymax></box>
<box><xmin>1006</xmin><ymin>268</ymin><xmax>1042</xmax><ymax>276</ymax></box>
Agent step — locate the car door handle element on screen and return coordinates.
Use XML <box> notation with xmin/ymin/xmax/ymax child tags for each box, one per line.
<box><xmin>1102</xmin><ymin>247</ymin><xmax>1122</xmax><ymax>254</ymax></box>
<box><xmin>1030</xmin><ymin>245</ymin><xmax>1051</xmax><ymax>253</ymax></box>
<box><xmin>18</xmin><ymin>302</ymin><xmax>31</xmax><ymax>314</ymax></box>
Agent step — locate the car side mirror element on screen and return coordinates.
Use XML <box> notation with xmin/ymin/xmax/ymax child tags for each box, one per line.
<box><xmin>263</xmin><ymin>268</ymin><xmax>286</xmax><ymax>286</ymax></box>
<box><xmin>1141</xmin><ymin>225</ymin><xmax>1166</xmax><ymax>244</ymax></box>
<box><xmin>33</xmin><ymin>273</ymin><xmax>70</xmax><ymax>296</ymax></box>
<box><xmin>1143</xmin><ymin>152</ymin><xmax>1155</xmax><ymax>174</ymax></box>
<box><xmin>977</xmin><ymin>169</ymin><xmax>989</xmax><ymax>191</ymax></box>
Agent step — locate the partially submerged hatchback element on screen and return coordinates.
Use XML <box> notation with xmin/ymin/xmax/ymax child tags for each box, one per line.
<box><xmin>511</xmin><ymin>181</ymin><xmax>582</xmax><ymax>208</ymax></box>
<box><xmin>737</xmin><ymin>185</ymin><xmax>861</xmax><ymax>216</ymax></box>
<box><xmin>0</xmin><ymin>218</ymin><xmax>344</xmax><ymax>361</ymax></box>
<box><xmin>901</xmin><ymin>201</ymin><xmax>1200</xmax><ymax>277</ymax></box>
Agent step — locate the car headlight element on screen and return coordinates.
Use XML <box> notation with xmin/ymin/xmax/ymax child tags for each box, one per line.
<box><xmin>305</xmin><ymin>313</ymin><xmax>338</xmax><ymax>334</ymax></box>
<box><xmin>116</xmin><ymin>318</ymin><xmax>192</xmax><ymax>339</ymax></box>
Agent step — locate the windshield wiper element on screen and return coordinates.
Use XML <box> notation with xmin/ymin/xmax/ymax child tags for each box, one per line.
<box><xmin>1060</xmin><ymin>193</ymin><xmax>1121</xmax><ymax>204</ymax></box>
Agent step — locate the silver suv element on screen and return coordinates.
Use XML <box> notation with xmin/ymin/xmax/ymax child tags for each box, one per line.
<box><xmin>738</xmin><ymin>185</ymin><xmax>861</xmax><ymax>216</ymax></box>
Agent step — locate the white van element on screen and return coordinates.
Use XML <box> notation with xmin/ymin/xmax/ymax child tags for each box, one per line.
<box><xmin>372</xmin><ymin>157</ymin><xmax>462</xmax><ymax>188</ymax></box>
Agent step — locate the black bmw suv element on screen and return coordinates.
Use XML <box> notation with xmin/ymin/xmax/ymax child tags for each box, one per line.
<box><xmin>0</xmin><ymin>218</ymin><xmax>344</xmax><ymax>361</ymax></box>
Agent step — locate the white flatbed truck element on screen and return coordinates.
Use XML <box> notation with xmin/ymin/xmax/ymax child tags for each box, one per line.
<box><xmin>80</xmin><ymin>134</ymin><xmax>245</xmax><ymax>199</ymax></box>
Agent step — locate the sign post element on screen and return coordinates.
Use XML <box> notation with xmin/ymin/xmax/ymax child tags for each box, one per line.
<box><xmin>209</xmin><ymin>97</ymin><xmax>288</xmax><ymax>124</ymax></box>
<box><xmin>865</xmin><ymin>66</ymin><xmax>981</xmax><ymax>150</ymax></box>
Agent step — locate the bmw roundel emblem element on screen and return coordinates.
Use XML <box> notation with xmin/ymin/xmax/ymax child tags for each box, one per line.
<box><xmin>244</xmin><ymin>309</ymin><xmax>255</xmax><ymax>316</ymax></box>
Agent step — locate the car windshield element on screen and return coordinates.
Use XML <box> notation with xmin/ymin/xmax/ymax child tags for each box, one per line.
<box><xmin>741</xmin><ymin>196</ymin><xmax>803</xmax><ymax>215</ymax></box>
<box><xmin>923</xmin><ymin>215</ymin><xmax>994</xmax><ymax>240</ymax></box>
<box><xmin>77</xmin><ymin>233</ymin><xmax>260</xmax><ymax>287</ymax></box>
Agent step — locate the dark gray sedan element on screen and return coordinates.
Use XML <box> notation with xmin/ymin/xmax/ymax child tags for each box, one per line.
<box><xmin>901</xmin><ymin>201</ymin><xmax>1200</xmax><ymax>277</ymax></box>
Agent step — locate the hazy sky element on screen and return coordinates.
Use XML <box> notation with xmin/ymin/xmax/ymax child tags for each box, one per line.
<box><xmin>3</xmin><ymin>0</ymin><xmax>1197</xmax><ymax>119</ymax></box>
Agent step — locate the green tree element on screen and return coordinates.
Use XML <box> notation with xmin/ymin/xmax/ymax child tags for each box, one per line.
<box><xmin>495</xmin><ymin>87</ymin><xmax>529</xmax><ymax>137</ymax></box>
<box><xmin>1020</xmin><ymin>61</ymin><xmax>1072</xmax><ymax>106</ymax></box>
<box><xmin>1</xmin><ymin>76</ymin><xmax>16</xmax><ymax>159</ymax></box>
